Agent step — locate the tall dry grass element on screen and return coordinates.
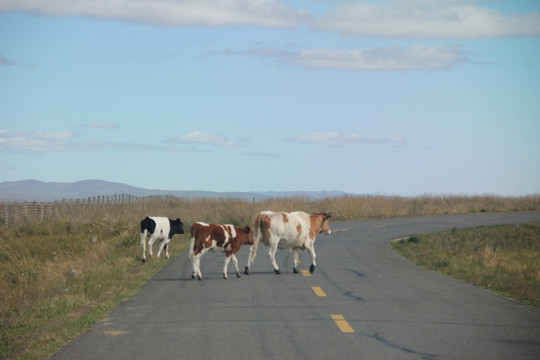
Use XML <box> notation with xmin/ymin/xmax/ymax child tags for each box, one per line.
<box><xmin>0</xmin><ymin>194</ymin><xmax>539</xmax><ymax>359</ymax></box>
<box><xmin>134</xmin><ymin>193</ymin><xmax>540</xmax><ymax>223</ymax></box>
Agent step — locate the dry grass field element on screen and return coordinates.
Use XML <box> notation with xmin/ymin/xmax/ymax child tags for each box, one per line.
<box><xmin>1</xmin><ymin>194</ymin><xmax>539</xmax><ymax>359</ymax></box>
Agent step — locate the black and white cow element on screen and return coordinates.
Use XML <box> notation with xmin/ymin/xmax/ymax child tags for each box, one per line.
<box><xmin>140</xmin><ymin>216</ymin><xmax>185</xmax><ymax>263</ymax></box>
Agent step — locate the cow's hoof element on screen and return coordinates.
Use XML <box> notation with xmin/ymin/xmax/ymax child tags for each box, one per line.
<box><xmin>191</xmin><ymin>274</ymin><xmax>195</xmax><ymax>279</ymax></box>
<box><xmin>198</xmin><ymin>276</ymin><xmax>202</xmax><ymax>281</ymax></box>
<box><xmin>236</xmin><ymin>273</ymin><xmax>241</xmax><ymax>278</ymax></box>
<box><xmin>223</xmin><ymin>274</ymin><xmax>228</xmax><ymax>280</ymax></box>
<box><xmin>142</xmin><ymin>258</ymin><xmax>146</xmax><ymax>264</ymax></box>
<box><xmin>293</xmin><ymin>267</ymin><xmax>299</xmax><ymax>274</ymax></box>
<box><xmin>274</xmin><ymin>269</ymin><xmax>281</xmax><ymax>274</ymax></box>
<box><xmin>244</xmin><ymin>267</ymin><xmax>250</xmax><ymax>275</ymax></box>
<box><xmin>310</xmin><ymin>264</ymin><xmax>316</xmax><ymax>273</ymax></box>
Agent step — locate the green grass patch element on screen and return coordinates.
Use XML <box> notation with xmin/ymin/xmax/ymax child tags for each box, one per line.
<box><xmin>390</xmin><ymin>223</ymin><xmax>540</xmax><ymax>307</ymax></box>
<box><xmin>0</xmin><ymin>218</ymin><xmax>190</xmax><ymax>360</ymax></box>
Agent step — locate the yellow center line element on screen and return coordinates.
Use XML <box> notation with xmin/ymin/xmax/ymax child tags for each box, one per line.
<box><xmin>299</xmin><ymin>266</ymin><xmax>353</xmax><ymax>334</ymax></box>
<box><xmin>301</xmin><ymin>270</ymin><xmax>311</xmax><ymax>276</ymax></box>
<box><xmin>331</xmin><ymin>314</ymin><xmax>355</xmax><ymax>333</ymax></box>
<box><xmin>312</xmin><ymin>286</ymin><xmax>327</xmax><ymax>297</ymax></box>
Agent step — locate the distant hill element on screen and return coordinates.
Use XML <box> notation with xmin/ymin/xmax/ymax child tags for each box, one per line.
<box><xmin>0</xmin><ymin>180</ymin><xmax>351</xmax><ymax>202</ymax></box>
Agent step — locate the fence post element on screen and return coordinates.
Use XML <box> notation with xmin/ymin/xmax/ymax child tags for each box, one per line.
<box><xmin>1</xmin><ymin>193</ymin><xmax>147</xmax><ymax>226</ymax></box>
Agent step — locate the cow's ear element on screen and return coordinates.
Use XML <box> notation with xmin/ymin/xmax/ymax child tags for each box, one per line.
<box><xmin>244</xmin><ymin>226</ymin><xmax>251</xmax><ymax>232</ymax></box>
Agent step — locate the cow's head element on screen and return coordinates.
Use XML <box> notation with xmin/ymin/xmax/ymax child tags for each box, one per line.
<box><xmin>240</xmin><ymin>226</ymin><xmax>255</xmax><ymax>245</ymax></box>
<box><xmin>315</xmin><ymin>213</ymin><xmax>332</xmax><ymax>235</ymax></box>
<box><xmin>172</xmin><ymin>218</ymin><xmax>185</xmax><ymax>234</ymax></box>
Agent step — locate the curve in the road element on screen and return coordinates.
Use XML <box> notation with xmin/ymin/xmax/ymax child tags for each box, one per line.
<box><xmin>51</xmin><ymin>212</ymin><xmax>540</xmax><ymax>360</ymax></box>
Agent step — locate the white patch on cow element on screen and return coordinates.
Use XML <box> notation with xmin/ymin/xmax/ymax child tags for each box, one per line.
<box><xmin>220</xmin><ymin>225</ymin><xmax>231</xmax><ymax>250</ymax></box>
<box><xmin>197</xmin><ymin>222</ymin><xmax>210</xmax><ymax>227</ymax></box>
<box><xmin>226</xmin><ymin>224</ymin><xmax>237</xmax><ymax>239</ymax></box>
<box><xmin>150</xmin><ymin>217</ymin><xmax>171</xmax><ymax>236</ymax></box>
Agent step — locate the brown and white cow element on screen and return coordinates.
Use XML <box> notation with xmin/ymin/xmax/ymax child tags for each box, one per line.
<box><xmin>189</xmin><ymin>222</ymin><xmax>254</xmax><ymax>280</ymax></box>
<box><xmin>244</xmin><ymin>211</ymin><xmax>331</xmax><ymax>275</ymax></box>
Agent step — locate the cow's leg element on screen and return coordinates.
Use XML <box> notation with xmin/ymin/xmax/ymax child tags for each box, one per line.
<box><xmin>268</xmin><ymin>240</ymin><xmax>280</xmax><ymax>274</ymax></box>
<box><xmin>156</xmin><ymin>238</ymin><xmax>170</xmax><ymax>259</ymax></box>
<box><xmin>156</xmin><ymin>239</ymin><xmax>165</xmax><ymax>258</ymax></box>
<box><xmin>140</xmin><ymin>231</ymin><xmax>147</xmax><ymax>263</ymax></box>
<box><xmin>194</xmin><ymin>248</ymin><xmax>212</xmax><ymax>280</ymax></box>
<box><xmin>307</xmin><ymin>246</ymin><xmax>317</xmax><ymax>273</ymax></box>
<box><xmin>190</xmin><ymin>253</ymin><xmax>197</xmax><ymax>279</ymax></box>
<box><xmin>292</xmin><ymin>248</ymin><xmax>300</xmax><ymax>273</ymax></box>
<box><xmin>147</xmin><ymin>234</ymin><xmax>159</xmax><ymax>259</ymax></box>
<box><xmin>194</xmin><ymin>255</ymin><xmax>203</xmax><ymax>280</ymax></box>
<box><xmin>223</xmin><ymin>255</ymin><xmax>231</xmax><ymax>279</ymax></box>
<box><xmin>189</xmin><ymin>238</ymin><xmax>197</xmax><ymax>279</ymax></box>
<box><xmin>244</xmin><ymin>246</ymin><xmax>254</xmax><ymax>275</ymax></box>
<box><xmin>231</xmin><ymin>254</ymin><xmax>241</xmax><ymax>278</ymax></box>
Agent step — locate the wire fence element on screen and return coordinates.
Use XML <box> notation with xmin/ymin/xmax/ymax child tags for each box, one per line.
<box><xmin>0</xmin><ymin>194</ymin><xmax>178</xmax><ymax>225</ymax></box>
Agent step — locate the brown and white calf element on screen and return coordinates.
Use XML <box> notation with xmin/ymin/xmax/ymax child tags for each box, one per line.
<box><xmin>244</xmin><ymin>211</ymin><xmax>331</xmax><ymax>275</ymax></box>
<box><xmin>189</xmin><ymin>222</ymin><xmax>254</xmax><ymax>280</ymax></box>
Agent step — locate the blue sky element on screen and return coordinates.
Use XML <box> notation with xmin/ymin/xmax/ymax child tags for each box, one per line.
<box><xmin>1</xmin><ymin>0</ymin><xmax>539</xmax><ymax>196</ymax></box>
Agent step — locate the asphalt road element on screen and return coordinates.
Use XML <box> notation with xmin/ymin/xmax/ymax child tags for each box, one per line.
<box><xmin>51</xmin><ymin>212</ymin><xmax>540</xmax><ymax>360</ymax></box>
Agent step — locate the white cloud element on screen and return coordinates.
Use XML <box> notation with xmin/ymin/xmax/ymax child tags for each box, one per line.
<box><xmin>223</xmin><ymin>44</ymin><xmax>466</xmax><ymax>71</ymax></box>
<box><xmin>0</xmin><ymin>129</ymin><xmax>77</xmax><ymax>152</ymax></box>
<box><xmin>291</xmin><ymin>132</ymin><xmax>406</xmax><ymax>146</ymax></box>
<box><xmin>173</xmin><ymin>130</ymin><xmax>227</xmax><ymax>144</ymax></box>
<box><xmin>80</xmin><ymin>121</ymin><xmax>118</xmax><ymax>129</ymax></box>
<box><xmin>0</xmin><ymin>129</ymin><xmax>150</xmax><ymax>152</ymax></box>
<box><xmin>0</xmin><ymin>0</ymin><xmax>312</xmax><ymax>28</ymax></box>
<box><xmin>386</xmin><ymin>136</ymin><xmax>406</xmax><ymax>144</ymax></box>
<box><xmin>0</xmin><ymin>128</ymin><xmax>246</xmax><ymax>153</ymax></box>
<box><xmin>288</xmin><ymin>45</ymin><xmax>466</xmax><ymax>70</ymax></box>
<box><xmin>315</xmin><ymin>3</ymin><xmax>540</xmax><ymax>39</ymax></box>
<box><xmin>2</xmin><ymin>1</ymin><xmax>539</xmax><ymax>39</ymax></box>
<box><xmin>171</xmin><ymin>130</ymin><xmax>244</xmax><ymax>148</ymax></box>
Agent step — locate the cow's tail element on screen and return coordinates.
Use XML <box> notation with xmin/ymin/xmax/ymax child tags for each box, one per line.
<box><xmin>248</xmin><ymin>232</ymin><xmax>260</xmax><ymax>266</ymax></box>
<box><xmin>257</xmin><ymin>213</ymin><xmax>272</xmax><ymax>246</ymax></box>
<box><xmin>248</xmin><ymin>213</ymin><xmax>269</xmax><ymax>265</ymax></box>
